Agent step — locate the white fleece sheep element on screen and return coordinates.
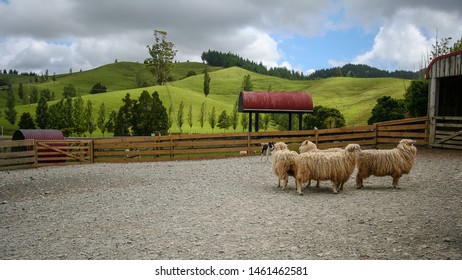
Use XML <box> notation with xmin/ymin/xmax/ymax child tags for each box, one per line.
<box><xmin>295</xmin><ymin>143</ymin><xmax>362</xmax><ymax>195</ymax></box>
<box><xmin>356</xmin><ymin>139</ymin><xmax>417</xmax><ymax>189</ymax></box>
<box><xmin>271</xmin><ymin>142</ymin><xmax>299</xmax><ymax>190</ymax></box>
<box><xmin>298</xmin><ymin>140</ymin><xmax>344</xmax><ymax>187</ymax></box>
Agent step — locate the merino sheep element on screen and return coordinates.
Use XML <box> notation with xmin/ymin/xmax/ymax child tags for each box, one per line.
<box><xmin>295</xmin><ymin>143</ymin><xmax>362</xmax><ymax>195</ymax></box>
<box><xmin>298</xmin><ymin>140</ymin><xmax>344</xmax><ymax>187</ymax></box>
<box><xmin>356</xmin><ymin>139</ymin><xmax>417</xmax><ymax>189</ymax></box>
<box><xmin>271</xmin><ymin>142</ymin><xmax>299</xmax><ymax>190</ymax></box>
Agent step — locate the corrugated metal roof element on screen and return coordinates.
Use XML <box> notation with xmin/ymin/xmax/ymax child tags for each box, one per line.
<box><xmin>238</xmin><ymin>91</ymin><xmax>313</xmax><ymax>113</ymax></box>
<box><xmin>426</xmin><ymin>50</ymin><xmax>462</xmax><ymax>79</ymax></box>
<box><xmin>12</xmin><ymin>129</ymin><xmax>65</xmax><ymax>141</ymax></box>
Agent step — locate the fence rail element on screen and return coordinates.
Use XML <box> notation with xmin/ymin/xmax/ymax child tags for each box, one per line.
<box><xmin>1</xmin><ymin>117</ymin><xmax>429</xmax><ymax>169</ymax></box>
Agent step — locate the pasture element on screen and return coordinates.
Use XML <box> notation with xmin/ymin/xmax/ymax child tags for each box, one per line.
<box><xmin>0</xmin><ymin>62</ymin><xmax>411</xmax><ymax>135</ymax></box>
<box><xmin>1</xmin><ymin>148</ymin><xmax>461</xmax><ymax>260</ymax></box>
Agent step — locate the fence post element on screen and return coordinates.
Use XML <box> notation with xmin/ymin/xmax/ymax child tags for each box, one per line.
<box><xmin>314</xmin><ymin>128</ymin><xmax>319</xmax><ymax>146</ymax></box>
<box><xmin>33</xmin><ymin>139</ymin><xmax>38</xmax><ymax>167</ymax></box>
<box><xmin>89</xmin><ymin>140</ymin><xmax>94</xmax><ymax>163</ymax></box>
<box><xmin>374</xmin><ymin>123</ymin><xmax>379</xmax><ymax>148</ymax></box>
<box><xmin>247</xmin><ymin>132</ymin><xmax>251</xmax><ymax>156</ymax></box>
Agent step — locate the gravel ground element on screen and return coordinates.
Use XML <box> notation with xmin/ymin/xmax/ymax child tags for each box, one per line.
<box><xmin>1</xmin><ymin>148</ymin><xmax>461</xmax><ymax>260</ymax></box>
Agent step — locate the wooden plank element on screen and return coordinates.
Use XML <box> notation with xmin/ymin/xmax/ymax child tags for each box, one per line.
<box><xmin>0</xmin><ymin>139</ymin><xmax>34</xmax><ymax>148</ymax></box>
<box><xmin>434</xmin><ymin>116</ymin><xmax>462</xmax><ymax>121</ymax></box>
<box><xmin>377</xmin><ymin>123</ymin><xmax>428</xmax><ymax>131</ymax></box>
<box><xmin>0</xmin><ymin>156</ymin><xmax>36</xmax><ymax>166</ymax></box>
<box><xmin>0</xmin><ymin>150</ymin><xmax>35</xmax><ymax>159</ymax></box>
<box><xmin>436</xmin><ymin>122</ymin><xmax>462</xmax><ymax>128</ymax></box>
<box><xmin>377</xmin><ymin>131</ymin><xmax>427</xmax><ymax>138</ymax></box>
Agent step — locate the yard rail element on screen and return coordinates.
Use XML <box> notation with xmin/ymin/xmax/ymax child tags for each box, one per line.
<box><xmin>1</xmin><ymin>117</ymin><xmax>429</xmax><ymax>170</ymax></box>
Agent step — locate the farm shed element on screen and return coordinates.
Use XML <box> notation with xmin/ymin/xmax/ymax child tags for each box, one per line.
<box><xmin>238</xmin><ymin>91</ymin><xmax>313</xmax><ymax>132</ymax></box>
<box><xmin>426</xmin><ymin>50</ymin><xmax>462</xmax><ymax>149</ymax></box>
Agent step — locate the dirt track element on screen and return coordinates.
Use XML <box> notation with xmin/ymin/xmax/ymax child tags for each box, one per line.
<box><xmin>1</xmin><ymin>148</ymin><xmax>461</xmax><ymax>260</ymax></box>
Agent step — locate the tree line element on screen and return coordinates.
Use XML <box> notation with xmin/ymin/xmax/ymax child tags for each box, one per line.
<box><xmin>201</xmin><ymin>50</ymin><xmax>307</xmax><ymax>80</ymax></box>
<box><xmin>307</xmin><ymin>64</ymin><xmax>419</xmax><ymax>79</ymax></box>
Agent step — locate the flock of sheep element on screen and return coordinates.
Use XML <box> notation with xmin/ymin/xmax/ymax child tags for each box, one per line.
<box><xmin>270</xmin><ymin>139</ymin><xmax>418</xmax><ymax>195</ymax></box>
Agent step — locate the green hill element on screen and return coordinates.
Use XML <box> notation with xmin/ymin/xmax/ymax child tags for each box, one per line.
<box><xmin>0</xmin><ymin>62</ymin><xmax>411</xmax><ymax>135</ymax></box>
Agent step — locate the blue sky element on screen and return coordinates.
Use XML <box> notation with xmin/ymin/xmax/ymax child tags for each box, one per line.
<box><xmin>0</xmin><ymin>0</ymin><xmax>461</xmax><ymax>75</ymax></box>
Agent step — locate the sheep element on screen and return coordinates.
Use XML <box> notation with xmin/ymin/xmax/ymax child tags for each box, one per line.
<box><xmin>295</xmin><ymin>143</ymin><xmax>362</xmax><ymax>195</ymax></box>
<box><xmin>356</xmin><ymin>139</ymin><xmax>417</xmax><ymax>189</ymax></box>
<box><xmin>298</xmin><ymin>140</ymin><xmax>344</xmax><ymax>187</ymax></box>
<box><xmin>271</xmin><ymin>142</ymin><xmax>299</xmax><ymax>190</ymax></box>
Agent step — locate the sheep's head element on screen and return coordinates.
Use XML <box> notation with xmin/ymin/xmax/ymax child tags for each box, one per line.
<box><xmin>398</xmin><ymin>139</ymin><xmax>417</xmax><ymax>155</ymax></box>
<box><xmin>299</xmin><ymin>140</ymin><xmax>317</xmax><ymax>153</ymax></box>
<box><xmin>344</xmin><ymin>143</ymin><xmax>362</xmax><ymax>154</ymax></box>
<box><xmin>399</xmin><ymin>139</ymin><xmax>417</xmax><ymax>146</ymax></box>
<box><xmin>273</xmin><ymin>142</ymin><xmax>288</xmax><ymax>152</ymax></box>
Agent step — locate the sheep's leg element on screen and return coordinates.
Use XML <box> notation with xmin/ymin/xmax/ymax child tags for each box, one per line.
<box><xmin>277</xmin><ymin>178</ymin><xmax>282</xmax><ymax>188</ymax></box>
<box><xmin>282</xmin><ymin>176</ymin><xmax>289</xmax><ymax>190</ymax></box>
<box><xmin>392</xmin><ymin>176</ymin><xmax>401</xmax><ymax>189</ymax></box>
<box><xmin>355</xmin><ymin>173</ymin><xmax>364</xmax><ymax>189</ymax></box>
<box><xmin>332</xmin><ymin>182</ymin><xmax>339</xmax><ymax>194</ymax></box>
<box><xmin>338</xmin><ymin>181</ymin><xmax>345</xmax><ymax>191</ymax></box>
<box><xmin>315</xmin><ymin>180</ymin><xmax>320</xmax><ymax>187</ymax></box>
<box><xmin>305</xmin><ymin>180</ymin><xmax>311</xmax><ymax>188</ymax></box>
<box><xmin>296</xmin><ymin>179</ymin><xmax>303</xmax><ymax>195</ymax></box>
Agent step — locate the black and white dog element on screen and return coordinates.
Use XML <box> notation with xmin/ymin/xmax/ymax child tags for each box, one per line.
<box><xmin>260</xmin><ymin>142</ymin><xmax>275</xmax><ymax>162</ymax></box>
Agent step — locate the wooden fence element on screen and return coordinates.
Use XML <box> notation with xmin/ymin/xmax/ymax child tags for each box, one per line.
<box><xmin>0</xmin><ymin>139</ymin><xmax>93</xmax><ymax>170</ymax></box>
<box><xmin>429</xmin><ymin>116</ymin><xmax>462</xmax><ymax>149</ymax></box>
<box><xmin>0</xmin><ymin>117</ymin><xmax>428</xmax><ymax>169</ymax></box>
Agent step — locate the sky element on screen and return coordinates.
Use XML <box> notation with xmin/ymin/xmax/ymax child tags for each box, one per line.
<box><xmin>0</xmin><ymin>0</ymin><xmax>461</xmax><ymax>75</ymax></box>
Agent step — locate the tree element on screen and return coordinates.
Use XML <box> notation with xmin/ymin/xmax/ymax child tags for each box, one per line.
<box><xmin>404</xmin><ymin>80</ymin><xmax>428</xmax><ymax>117</ymax></box>
<box><xmin>105</xmin><ymin>109</ymin><xmax>117</xmax><ymax>135</ymax></box>
<box><xmin>303</xmin><ymin>106</ymin><xmax>346</xmax><ymax>130</ymax></box>
<box><xmin>150</xmin><ymin>91</ymin><xmax>169</xmax><ymax>135</ymax></box>
<box><xmin>208</xmin><ymin>106</ymin><xmax>217</xmax><ymax>131</ymax></box>
<box><xmin>30</xmin><ymin>87</ymin><xmax>39</xmax><ymax>103</ymax></box>
<box><xmin>97</xmin><ymin>102</ymin><xmax>107</xmax><ymax>136</ymax></box>
<box><xmin>72</xmin><ymin>96</ymin><xmax>86</xmax><ymax>136</ymax></box>
<box><xmin>63</xmin><ymin>84</ymin><xmax>77</xmax><ymax>98</ymax></box>
<box><xmin>367</xmin><ymin>96</ymin><xmax>406</xmax><ymax>124</ymax></box>
<box><xmin>4</xmin><ymin>85</ymin><xmax>17</xmax><ymax>126</ymax></box>
<box><xmin>262</xmin><ymin>114</ymin><xmax>271</xmax><ymax>131</ymax></box>
<box><xmin>18</xmin><ymin>83</ymin><xmax>24</xmax><ymax>100</ymax></box>
<box><xmin>114</xmin><ymin>93</ymin><xmax>133</xmax><ymax>136</ymax></box>
<box><xmin>199</xmin><ymin>101</ymin><xmax>206</xmax><ymax>129</ymax></box>
<box><xmin>168</xmin><ymin>104</ymin><xmax>174</xmax><ymax>133</ymax></box>
<box><xmin>187</xmin><ymin>104</ymin><xmax>193</xmax><ymax>133</ymax></box>
<box><xmin>242</xmin><ymin>74</ymin><xmax>253</xmax><ymax>91</ymax></box>
<box><xmin>230</xmin><ymin>100</ymin><xmax>239</xmax><ymax>131</ymax></box>
<box><xmin>35</xmin><ymin>94</ymin><xmax>48</xmax><ymax>129</ymax></box>
<box><xmin>430</xmin><ymin>35</ymin><xmax>452</xmax><ymax>61</ymax></box>
<box><xmin>85</xmin><ymin>100</ymin><xmax>96</xmax><ymax>136</ymax></box>
<box><xmin>176</xmin><ymin>101</ymin><xmax>184</xmax><ymax>132</ymax></box>
<box><xmin>450</xmin><ymin>36</ymin><xmax>462</xmax><ymax>52</ymax></box>
<box><xmin>89</xmin><ymin>82</ymin><xmax>107</xmax><ymax>94</ymax></box>
<box><xmin>240</xmin><ymin>113</ymin><xmax>249</xmax><ymax>132</ymax></box>
<box><xmin>145</xmin><ymin>30</ymin><xmax>177</xmax><ymax>85</ymax></box>
<box><xmin>217</xmin><ymin>110</ymin><xmax>230</xmax><ymax>131</ymax></box>
<box><xmin>18</xmin><ymin>112</ymin><xmax>35</xmax><ymax>129</ymax></box>
<box><xmin>203</xmin><ymin>67</ymin><xmax>211</xmax><ymax>97</ymax></box>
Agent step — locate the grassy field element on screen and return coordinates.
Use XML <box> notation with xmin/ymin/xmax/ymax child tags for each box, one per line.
<box><xmin>0</xmin><ymin>62</ymin><xmax>411</xmax><ymax>135</ymax></box>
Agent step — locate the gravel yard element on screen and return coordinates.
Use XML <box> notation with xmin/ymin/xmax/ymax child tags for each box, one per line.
<box><xmin>1</xmin><ymin>148</ymin><xmax>461</xmax><ymax>260</ymax></box>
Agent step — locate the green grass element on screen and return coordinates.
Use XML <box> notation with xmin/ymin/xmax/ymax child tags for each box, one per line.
<box><xmin>0</xmin><ymin>62</ymin><xmax>411</xmax><ymax>135</ymax></box>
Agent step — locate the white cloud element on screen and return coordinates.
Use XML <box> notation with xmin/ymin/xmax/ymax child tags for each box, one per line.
<box><xmin>351</xmin><ymin>6</ymin><xmax>462</xmax><ymax>70</ymax></box>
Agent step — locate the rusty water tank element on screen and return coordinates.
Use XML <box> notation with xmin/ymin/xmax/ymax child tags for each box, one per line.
<box><xmin>12</xmin><ymin>129</ymin><xmax>65</xmax><ymax>141</ymax></box>
<box><xmin>12</xmin><ymin>129</ymin><xmax>65</xmax><ymax>162</ymax></box>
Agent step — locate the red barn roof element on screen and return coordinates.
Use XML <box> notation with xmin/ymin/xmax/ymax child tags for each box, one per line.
<box><xmin>238</xmin><ymin>91</ymin><xmax>313</xmax><ymax>113</ymax></box>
